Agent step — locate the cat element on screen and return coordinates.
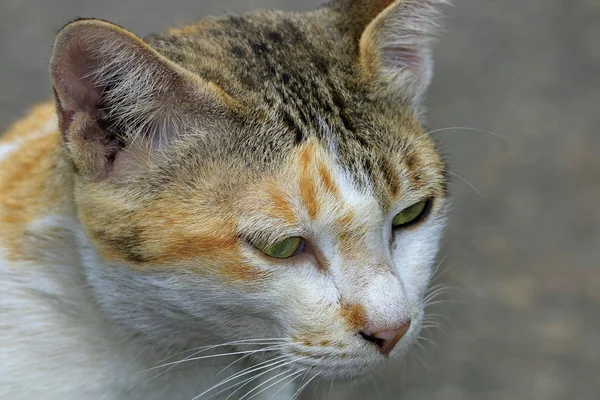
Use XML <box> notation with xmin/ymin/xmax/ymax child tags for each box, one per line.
<box><xmin>0</xmin><ymin>0</ymin><xmax>449</xmax><ymax>399</ymax></box>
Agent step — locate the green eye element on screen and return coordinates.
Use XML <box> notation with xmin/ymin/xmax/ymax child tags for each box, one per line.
<box><xmin>392</xmin><ymin>200</ymin><xmax>430</xmax><ymax>228</ymax></box>
<box><xmin>258</xmin><ymin>237</ymin><xmax>305</xmax><ymax>259</ymax></box>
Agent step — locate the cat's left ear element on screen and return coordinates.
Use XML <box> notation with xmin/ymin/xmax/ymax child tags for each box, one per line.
<box><xmin>50</xmin><ymin>19</ymin><xmax>227</xmax><ymax>179</ymax></box>
<box><xmin>337</xmin><ymin>0</ymin><xmax>448</xmax><ymax>105</ymax></box>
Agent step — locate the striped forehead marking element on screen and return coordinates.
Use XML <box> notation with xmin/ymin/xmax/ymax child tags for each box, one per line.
<box><xmin>296</xmin><ymin>139</ymin><xmax>348</xmax><ymax>221</ymax></box>
<box><xmin>298</xmin><ymin>141</ymin><xmax>320</xmax><ymax>220</ymax></box>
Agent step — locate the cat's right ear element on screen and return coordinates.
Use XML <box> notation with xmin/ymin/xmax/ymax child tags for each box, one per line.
<box><xmin>50</xmin><ymin>19</ymin><xmax>225</xmax><ymax>180</ymax></box>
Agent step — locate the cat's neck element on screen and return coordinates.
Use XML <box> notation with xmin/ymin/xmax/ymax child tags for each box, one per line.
<box><xmin>0</xmin><ymin>102</ymin><xmax>75</xmax><ymax>263</ymax></box>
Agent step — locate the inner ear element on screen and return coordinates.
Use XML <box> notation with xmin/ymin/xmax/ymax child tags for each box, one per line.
<box><xmin>63</xmin><ymin>108</ymin><xmax>124</xmax><ymax>178</ymax></box>
<box><xmin>51</xmin><ymin>22</ymin><xmax>144</xmax><ymax>178</ymax></box>
<box><xmin>50</xmin><ymin>19</ymin><xmax>227</xmax><ymax>180</ymax></box>
<box><xmin>345</xmin><ymin>0</ymin><xmax>448</xmax><ymax>104</ymax></box>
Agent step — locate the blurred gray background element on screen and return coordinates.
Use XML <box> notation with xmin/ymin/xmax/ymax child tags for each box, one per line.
<box><xmin>1</xmin><ymin>0</ymin><xmax>599</xmax><ymax>399</ymax></box>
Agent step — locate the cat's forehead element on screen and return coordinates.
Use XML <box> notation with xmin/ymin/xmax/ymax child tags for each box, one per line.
<box><xmin>147</xmin><ymin>12</ymin><xmax>442</xmax><ymax>194</ymax></box>
<box><xmin>147</xmin><ymin>12</ymin><xmax>367</xmax><ymax>137</ymax></box>
<box><xmin>146</xmin><ymin>12</ymin><xmax>354</xmax><ymax>104</ymax></box>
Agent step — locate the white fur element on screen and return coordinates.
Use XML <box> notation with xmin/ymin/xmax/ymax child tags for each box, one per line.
<box><xmin>0</xmin><ymin>141</ymin><xmax>18</xmax><ymax>161</ymax></box>
<box><xmin>0</xmin><ymin>218</ymin><xmax>298</xmax><ymax>400</ymax></box>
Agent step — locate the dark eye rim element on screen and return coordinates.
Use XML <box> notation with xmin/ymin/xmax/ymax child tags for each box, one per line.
<box><xmin>392</xmin><ymin>198</ymin><xmax>434</xmax><ymax>230</ymax></box>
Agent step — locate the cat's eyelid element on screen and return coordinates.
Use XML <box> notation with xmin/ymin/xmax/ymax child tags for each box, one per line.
<box><xmin>392</xmin><ymin>191</ymin><xmax>436</xmax><ymax>211</ymax></box>
<box><xmin>238</xmin><ymin>229</ymin><xmax>305</xmax><ymax>249</ymax></box>
<box><xmin>236</xmin><ymin>214</ymin><xmax>305</xmax><ymax>245</ymax></box>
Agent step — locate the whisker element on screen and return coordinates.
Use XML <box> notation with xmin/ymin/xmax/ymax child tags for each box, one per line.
<box><xmin>368</xmin><ymin>373</ymin><xmax>383</xmax><ymax>400</ymax></box>
<box><xmin>192</xmin><ymin>356</ymin><xmax>292</xmax><ymax>400</ymax></box>
<box><xmin>223</xmin><ymin>358</ymin><xmax>307</xmax><ymax>400</ymax></box>
<box><xmin>207</xmin><ymin>373</ymin><xmax>266</xmax><ymax>400</ymax></box>
<box><xmin>429</xmin><ymin>257</ymin><xmax>447</xmax><ymax>284</ymax></box>
<box><xmin>409</xmin><ymin>346</ymin><xmax>429</xmax><ymax>372</ymax></box>
<box><xmin>421</xmin><ymin>321</ymin><xmax>449</xmax><ymax>332</ymax></box>
<box><xmin>423</xmin><ymin>285</ymin><xmax>460</xmax><ymax>305</ymax></box>
<box><xmin>412</xmin><ymin>340</ymin><xmax>431</xmax><ymax>362</ymax></box>
<box><xmin>269</xmin><ymin>368</ymin><xmax>308</xmax><ymax>400</ymax></box>
<box><xmin>215</xmin><ymin>358</ymin><xmax>291</xmax><ymax>396</ymax></box>
<box><xmin>422</xmin><ymin>126</ymin><xmax>509</xmax><ymax>142</ymax></box>
<box><xmin>423</xmin><ymin>283</ymin><xmax>452</xmax><ymax>298</ymax></box>
<box><xmin>206</xmin><ymin>366</ymin><xmax>286</xmax><ymax>400</ymax></box>
<box><xmin>424</xmin><ymin>289</ymin><xmax>453</xmax><ymax>303</ymax></box>
<box><xmin>446</xmin><ymin>170</ymin><xmax>486</xmax><ymax>200</ymax></box>
<box><xmin>149</xmin><ymin>343</ymin><xmax>285</xmax><ymax>380</ymax></box>
<box><xmin>407</xmin><ymin>350</ymin><xmax>419</xmax><ymax>371</ymax></box>
<box><xmin>147</xmin><ymin>346</ymin><xmax>283</xmax><ymax>374</ymax></box>
<box><xmin>429</xmin><ymin>260</ymin><xmax>461</xmax><ymax>287</ymax></box>
<box><xmin>242</xmin><ymin>368</ymin><xmax>307</xmax><ymax>400</ymax></box>
<box><xmin>291</xmin><ymin>370</ymin><xmax>320</xmax><ymax>400</ymax></box>
<box><xmin>422</xmin><ymin>312</ymin><xmax>453</xmax><ymax>323</ymax></box>
<box><xmin>291</xmin><ymin>368</ymin><xmax>311</xmax><ymax>400</ymax></box>
<box><xmin>217</xmin><ymin>344</ymin><xmax>286</xmax><ymax>376</ymax></box>
<box><xmin>421</xmin><ymin>323</ymin><xmax>448</xmax><ymax>332</ymax></box>
<box><xmin>425</xmin><ymin>282</ymin><xmax>447</xmax><ymax>293</ymax></box>
<box><xmin>420</xmin><ymin>320</ymin><xmax>445</xmax><ymax>328</ymax></box>
<box><xmin>423</xmin><ymin>299</ymin><xmax>467</xmax><ymax>308</ymax></box>
<box><xmin>312</xmin><ymin>374</ymin><xmax>321</xmax><ymax>399</ymax></box>
<box><xmin>423</xmin><ymin>286</ymin><xmax>465</xmax><ymax>305</ymax></box>
<box><xmin>218</xmin><ymin>354</ymin><xmax>289</xmax><ymax>385</ymax></box>
<box><xmin>328</xmin><ymin>378</ymin><xmax>335</xmax><ymax>398</ymax></box>
<box><xmin>418</xmin><ymin>334</ymin><xmax>440</xmax><ymax>351</ymax></box>
<box><xmin>148</xmin><ymin>338</ymin><xmax>287</xmax><ymax>369</ymax></box>
<box><xmin>421</xmin><ymin>311</ymin><xmax>450</xmax><ymax>329</ymax></box>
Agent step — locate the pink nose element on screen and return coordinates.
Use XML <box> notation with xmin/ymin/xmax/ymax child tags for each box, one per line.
<box><xmin>360</xmin><ymin>320</ymin><xmax>411</xmax><ymax>356</ymax></box>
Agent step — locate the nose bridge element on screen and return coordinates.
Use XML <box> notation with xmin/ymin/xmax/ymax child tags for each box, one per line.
<box><xmin>291</xmin><ymin>143</ymin><xmax>411</xmax><ymax>330</ymax></box>
<box><xmin>337</xmin><ymin>249</ymin><xmax>410</xmax><ymax>330</ymax></box>
<box><xmin>363</xmin><ymin>270</ymin><xmax>411</xmax><ymax>329</ymax></box>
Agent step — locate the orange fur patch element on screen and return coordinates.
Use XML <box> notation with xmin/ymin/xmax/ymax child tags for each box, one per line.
<box><xmin>293</xmin><ymin>331</ymin><xmax>327</xmax><ymax>348</ymax></box>
<box><xmin>154</xmin><ymin>234</ymin><xmax>237</xmax><ymax>264</ymax></box>
<box><xmin>318</xmin><ymin>162</ymin><xmax>340</xmax><ymax>198</ymax></box>
<box><xmin>1</xmin><ymin>102</ymin><xmax>56</xmax><ymax>143</ymax></box>
<box><xmin>0</xmin><ymin>103</ymin><xmax>65</xmax><ymax>260</ymax></box>
<box><xmin>340</xmin><ymin>303</ymin><xmax>368</xmax><ymax>331</ymax></box>
<box><xmin>265</xmin><ymin>182</ymin><xmax>296</xmax><ymax>224</ymax></box>
<box><xmin>335</xmin><ymin>212</ymin><xmax>368</xmax><ymax>259</ymax></box>
<box><xmin>298</xmin><ymin>142</ymin><xmax>319</xmax><ymax>219</ymax></box>
<box><xmin>338</xmin><ymin>231</ymin><xmax>363</xmax><ymax>259</ymax></box>
<box><xmin>337</xmin><ymin>211</ymin><xmax>354</xmax><ymax>229</ymax></box>
<box><xmin>84</xmin><ymin>194</ymin><xmax>269</xmax><ymax>282</ymax></box>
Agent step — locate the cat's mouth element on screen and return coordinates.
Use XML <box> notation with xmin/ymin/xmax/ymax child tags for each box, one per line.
<box><xmin>273</xmin><ymin>317</ymin><xmax>421</xmax><ymax>380</ymax></box>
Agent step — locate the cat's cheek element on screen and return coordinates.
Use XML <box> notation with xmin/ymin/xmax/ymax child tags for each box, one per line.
<box><xmin>390</xmin><ymin>217</ymin><xmax>446</xmax><ymax>301</ymax></box>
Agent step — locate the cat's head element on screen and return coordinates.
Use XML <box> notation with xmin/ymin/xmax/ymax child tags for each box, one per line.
<box><xmin>51</xmin><ymin>0</ymin><xmax>448</xmax><ymax>380</ymax></box>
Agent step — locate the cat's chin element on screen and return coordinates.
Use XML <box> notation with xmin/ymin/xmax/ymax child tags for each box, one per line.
<box><xmin>273</xmin><ymin>337</ymin><xmax>416</xmax><ymax>382</ymax></box>
<box><xmin>285</xmin><ymin>353</ymin><xmax>403</xmax><ymax>382</ymax></box>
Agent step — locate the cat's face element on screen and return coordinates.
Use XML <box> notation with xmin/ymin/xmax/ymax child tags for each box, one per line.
<box><xmin>51</xmin><ymin>0</ymin><xmax>448</xmax><ymax>380</ymax></box>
